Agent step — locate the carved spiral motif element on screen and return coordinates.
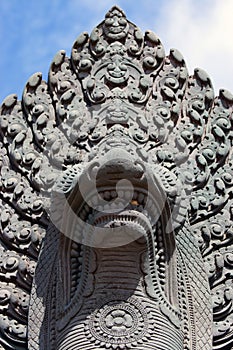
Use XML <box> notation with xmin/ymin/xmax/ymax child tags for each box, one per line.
<box><xmin>86</xmin><ymin>296</ymin><xmax>150</xmax><ymax>348</ymax></box>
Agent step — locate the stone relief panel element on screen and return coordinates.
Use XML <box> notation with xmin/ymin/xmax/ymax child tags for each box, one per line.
<box><xmin>0</xmin><ymin>6</ymin><xmax>232</xmax><ymax>350</ymax></box>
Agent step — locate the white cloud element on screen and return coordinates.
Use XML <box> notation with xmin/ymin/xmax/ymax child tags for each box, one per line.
<box><xmin>155</xmin><ymin>0</ymin><xmax>233</xmax><ymax>93</ymax></box>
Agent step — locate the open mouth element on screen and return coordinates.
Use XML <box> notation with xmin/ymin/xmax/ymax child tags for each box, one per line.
<box><xmin>55</xmin><ymin>146</ymin><xmax>172</xmax><ymax>249</ymax></box>
<box><xmin>56</xmin><ymin>155</ymin><xmax>180</xmax><ymax>326</ymax></box>
<box><xmin>61</xmin><ymin>183</ymin><xmax>180</xmax><ymax>327</ymax></box>
<box><xmin>67</xmin><ymin>186</ymin><xmax>161</xmax><ymax>248</ymax></box>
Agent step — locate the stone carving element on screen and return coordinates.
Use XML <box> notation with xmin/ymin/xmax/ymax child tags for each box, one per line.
<box><xmin>0</xmin><ymin>6</ymin><xmax>233</xmax><ymax>350</ymax></box>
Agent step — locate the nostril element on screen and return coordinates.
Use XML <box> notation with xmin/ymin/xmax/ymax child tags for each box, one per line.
<box><xmin>112</xmin><ymin>19</ymin><xmax>119</xmax><ymax>27</ymax></box>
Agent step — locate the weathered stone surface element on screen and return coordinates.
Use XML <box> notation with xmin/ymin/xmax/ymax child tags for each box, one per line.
<box><xmin>0</xmin><ymin>6</ymin><xmax>233</xmax><ymax>350</ymax></box>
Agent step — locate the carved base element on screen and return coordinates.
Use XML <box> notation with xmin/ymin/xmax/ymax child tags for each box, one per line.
<box><xmin>57</xmin><ymin>294</ymin><xmax>182</xmax><ymax>350</ymax></box>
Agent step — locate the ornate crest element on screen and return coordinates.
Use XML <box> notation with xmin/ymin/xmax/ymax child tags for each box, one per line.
<box><xmin>0</xmin><ymin>6</ymin><xmax>233</xmax><ymax>350</ymax></box>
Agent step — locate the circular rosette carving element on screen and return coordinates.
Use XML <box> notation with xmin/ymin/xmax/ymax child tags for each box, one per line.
<box><xmin>85</xmin><ymin>296</ymin><xmax>151</xmax><ymax>348</ymax></box>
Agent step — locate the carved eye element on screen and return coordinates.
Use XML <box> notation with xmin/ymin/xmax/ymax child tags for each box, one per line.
<box><xmin>183</xmin><ymin>171</ymin><xmax>194</xmax><ymax>184</ymax></box>
<box><xmin>0</xmin><ymin>116</ymin><xmax>8</xmax><ymax>129</ymax></box>
<box><xmin>198</xmin><ymin>195</ymin><xmax>209</xmax><ymax>208</ymax></box>
<box><xmin>32</xmin><ymin>200</ymin><xmax>43</xmax><ymax>212</ymax></box>
<box><xmin>222</xmin><ymin>172</ymin><xmax>233</xmax><ymax>185</ymax></box>
<box><xmin>165</xmin><ymin>77</ymin><xmax>179</xmax><ymax>89</ymax></box>
<box><xmin>11</xmin><ymin>322</ymin><xmax>27</xmax><ymax>339</ymax></box>
<box><xmin>225</xmin><ymin>253</ymin><xmax>233</xmax><ymax>266</ymax></box>
<box><xmin>143</xmin><ymin>56</ymin><xmax>156</xmax><ymax>69</ymax></box>
<box><xmin>4</xmin><ymin>256</ymin><xmax>19</xmax><ymax>271</ymax></box>
<box><xmin>0</xmin><ymin>289</ymin><xmax>11</xmax><ymax>305</ymax></box>
<box><xmin>181</xmin><ymin>130</ymin><xmax>193</xmax><ymax>142</ymax></box>
<box><xmin>105</xmin><ymin>18</ymin><xmax>114</xmax><ymax>26</ymax></box>
<box><xmin>78</xmin><ymin>132</ymin><xmax>88</xmax><ymax>141</ymax></box>
<box><xmin>23</xmin><ymin>153</ymin><xmax>36</xmax><ymax>165</ymax></box>
<box><xmin>216</xmin><ymin>117</ymin><xmax>231</xmax><ymax>130</ymax></box>
<box><xmin>32</xmin><ymin>104</ymin><xmax>44</xmax><ymax>116</ymax></box>
<box><xmin>60</xmin><ymin>80</ymin><xmax>71</xmax><ymax>92</ymax></box>
<box><xmin>8</xmin><ymin>123</ymin><xmax>24</xmax><ymax>136</ymax></box>
<box><xmin>17</xmin><ymin>228</ymin><xmax>31</xmax><ymax>242</ymax></box>
<box><xmin>5</xmin><ymin>177</ymin><xmax>18</xmax><ymax>190</ymax></box>
<box><xmin>202</xmin><ymin>148</ymin><xmax>215</xmax><ymax>161</ymax></box>
<box><xmin>210</xmin><ymin>224</ymin><xmax>224</xmax><ymax>239</ymax></box>
<box><xmin>79</xmin><ymin>59</ymin><xmax>92</xmax><ymax>71</ymax></box>
<box><xmin>192</xmin><ymin>100</ymin><xmax>205</xmax><ymax>112</ymax></box>
<box><xmin>118</xmin><ymin>18</ymin><xmax>127</xmax><ymax>26</ymax></box>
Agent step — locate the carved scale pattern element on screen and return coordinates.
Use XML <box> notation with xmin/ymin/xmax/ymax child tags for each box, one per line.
<box><xmin>0</xmin><ymin>6</ymin><xmax>232</xmax><ymax>350</ymax></box>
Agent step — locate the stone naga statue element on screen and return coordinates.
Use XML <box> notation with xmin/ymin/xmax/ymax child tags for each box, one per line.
<box><xmin>0</xmin><ymin>6</ymin><xmax>233</xmax><ymax>350</ymax></box>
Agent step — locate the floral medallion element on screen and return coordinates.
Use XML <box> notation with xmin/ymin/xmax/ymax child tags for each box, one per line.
<box><xmin>85</xmin><ymin>296</ymin><xmax>151</xmax><ymax>348</ymax></box>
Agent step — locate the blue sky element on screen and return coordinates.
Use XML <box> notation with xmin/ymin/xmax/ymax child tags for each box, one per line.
<box><xmin>1</xmin><ymin>0</ymin><xmax>233</xmax><ymax>103</ymax></box>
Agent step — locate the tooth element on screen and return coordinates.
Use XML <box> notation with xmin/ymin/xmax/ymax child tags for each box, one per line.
<box><xmin>84</xmin><ymin>204</ymin><xmax>89</xmax><ymax>213</ymax></box>
<box><xmin>91</xmin><ymin>195</ymin><xmax>98</xmax><ymax>206</ymax></box>
<box><xmin>104</xmin><ymin>191</ymin><xmax>111</xmax><ymax>200</ymax></box>
<box><xmin>118</xmin><ymin>190</ymin><xmax>124</xmax><ymax>198</ymax></box>
<box><xmin>147</xmin><ymin>199</ymin><xmax>153</xmax><ymax>208</ymax></box>
<box><xmin>88</xmin><ymin>213</ymin><xmax>93</xmax><ymax>221</ymax></box>
<box><xmin>138</xmin><ymin>193</ymin><xmax>145</xmax><ymax>203</ymax></box>
<box><xmin>79</xmin><ymin>212</ymin><xmax>86</xmax><ymax>220</ymax></box>
<box><xmin>111</xmin><ymin>190</ymin><xmax>117</xmax><ymax>198</ymax></box>
<box><xmin>71</xmin><ymin>249</ymin><xmax>79</xmax><ymax>257</ymax></box>
<box><xmin>110</xmin><ymin>202</ymin><xmax>118</xmax><ymax>209</ymax></box>
<box><xmin>125</xmin><ymin>190</ymin><xmax>132</xmax><ymax>200</ymax></box>
<box><xmin>104</xmin><ymin>204</ymin><xmax>111</xmax><ymax>211</ymax></box>
<box><xmin>133</xmin><ymin>191</ymin><xmax>138</xmax><ymax>199</ymax></box>
<box><xmin>99</xmin><ymin>191</ymin><xmax>104</xmax><ymax>198</ymax></box>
